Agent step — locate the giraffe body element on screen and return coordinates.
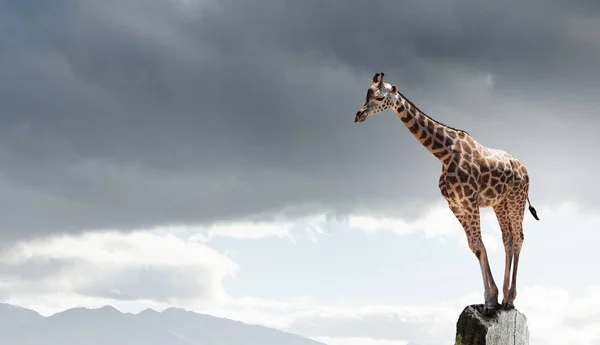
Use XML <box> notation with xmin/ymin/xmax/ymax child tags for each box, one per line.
<box><xmin>439</xmin><ymin>140</ymin><xmax>530</xmax><ymax>209</ymax></box>
<box><xmin>354</xmin><ymin>73</ymin><xmax>539</xmax><ymax>314</ymax></box>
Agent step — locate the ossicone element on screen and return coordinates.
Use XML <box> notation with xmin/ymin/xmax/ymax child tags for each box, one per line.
<box><xmin>377</xmin><ymin>72</ymin><xmax>385</xmax><ymax>88</ymax></box>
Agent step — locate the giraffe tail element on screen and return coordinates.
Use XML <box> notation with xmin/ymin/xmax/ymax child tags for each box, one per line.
<box><xmin>527</xmin><ymin>196</ymin><xmax>540</xmax><ymax>221</ymax></box>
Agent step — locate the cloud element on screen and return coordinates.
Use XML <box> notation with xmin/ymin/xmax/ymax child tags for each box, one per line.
<box><xmin>214</xmin><ymin>287</ymin><xmax>600</xmax><ymax>345</ymax></box>
<box><xmin>0</xmin><ymin>200</ymin><xmax>599</xmax><ymax>344</ymax></box>
<box><xmin>186</xmin><ymin>214</ymin><xmax>328</xmax><ymax>242</ymax></box>
<box><xmin>200</xmin><ymin>286</ymin><xmax>600</xmax><ymax>345</ymax></box>
<box><xmin>0</xmin><ymin>231</ymin><xmax>238</xmax><ymax>305</ymax></box>
<box><xmin>347</xmin><ymin>200</ymin><xmax>510</xmax><ymax>251</ymax></box>
<box><xmin>0</xmin><ymin>196</ymin><xmax>559</xmax><ymax>312</ymax></box>
<box><xmin>0</xmin><ymin>0</ymin><xmax>598</xmax><ymax>242</ymax></box>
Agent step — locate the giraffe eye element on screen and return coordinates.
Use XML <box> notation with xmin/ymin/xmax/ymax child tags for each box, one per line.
<box><xmin>375</xmin><ymin>96</ymin><xmax>385</xmax><ymax>101</ymax></box>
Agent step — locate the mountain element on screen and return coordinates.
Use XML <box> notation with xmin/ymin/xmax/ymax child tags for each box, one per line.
<box><xmin>0</xmin><ymin>303</ymin><xmax>326</xmax><ymax>345</ymax></box>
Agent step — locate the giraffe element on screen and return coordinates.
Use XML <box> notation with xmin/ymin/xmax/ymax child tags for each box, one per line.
<box><xmin>354</xmin><ymin>72</ymin><xmax>540</xmax><ymax>314</ymax></box>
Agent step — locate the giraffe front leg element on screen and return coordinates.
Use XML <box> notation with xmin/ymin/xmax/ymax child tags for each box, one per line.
<box><xmin>450</xmin><ymin>203</ymin><xmax>499</xmax><ymax>314</ymax></box>
<box><xmin>468</xmin><ymin>239</ymin><xmax>500</xmax><ymax>314</ymax></box>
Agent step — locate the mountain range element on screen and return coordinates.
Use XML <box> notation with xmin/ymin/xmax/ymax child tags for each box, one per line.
<box><xmin>0</xmin><ymin>303</ymin><xmax>326</xmax><ymax>345</ymax></box>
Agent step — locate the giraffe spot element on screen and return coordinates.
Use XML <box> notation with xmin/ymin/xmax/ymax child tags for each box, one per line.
<box><xmin>460</xmin><ymin>160</ymin><xmax>470</xmax><ymax>170</ymax></box>
<box><xmin>409</xmin><ymin>121</ymin><xmax>420</xmax><ymax>134</ymax></box>
<box><xmin>520</xmin><ymin>233</ymin><xmax>524</xmax><ymax>240</ymax></box>
<box><xmin>435</xmin><ymin>129</ymin><xmax>445</xmax><ymax>142</ymax></box>
<box><xmin>463</xmin><ymin>185</ymin><xmax>474</xmax><ymax>196</ymax></box>
<box><xmin>446</xmin><ymin>174</ymin><xmax>458</xmax><ymax>184</ymax></box>
<box><xmin>448</xmin><ymin>131</ymin><xmax>457</xmax><ymax>139</ymax></box>
<box><xmin>491</xmin><ymin>169</ymin><xmax>502</xmax><ymax>178</ymax></box>
<box><xmin>480</xmin><ymin>165</ymin><xmax>490</xmax><ymax>173</ymax></box>
<box><xmin>419</xmin><ymin>130</ymin><xmax>427</xmax><ymax>140</ymax></box>
<box><xmin>462</xmin><ymin>143</ymin><xmax>472</xmax><ymax>154</ymax></box>
<box><xmin>458</xmin><ymin>169</ymin><xmax>470</xmax><ymax>180</ymax></box>
<box><xmin>468</xmin><ymin>176</ymin><xmax>477</xmax><ymax>186</ymax></box>
<box><xmin>398</xmin><ymin>104</ymin><xmax>405</xmax><ymax>112</ymax></box>
<box><xmin>494</xmin><ymin>184</ymin><xmax>504</xmax><ymax>194</ymax></box>
<box><xmin>485</xmin><ymin>188</ymin><xmax>496</xmax><ymax>198</ymax></box>
<box><xmin>491</xmin><ymin>178</ymin><xmax>499</xmax><ymax>186</ymax></box>
<box><xmin>475</xmin><ymin>250</ymin><xmax>481</xmax><ymax>259</ymax></box>
<box><xmin>433</xmin><ymin>150</ymin><xmax>448</xmax><ymax>159</ymax></box>
<box><xmin>422</xmin><ymin>137</ymin><xmax>432</xmax><ymax>146</ymax></box>
<box><xmin>448</xmin><ymin>161</ymin><xmax>458</xmax><ymax>172</ymax></box>
<box><xmin>443</xmin><ymin>156</ymin><xmax>453</xmax><ymax>165</ymax></box>
<box><xmin>481</xmin><ymin>173</ymin><xmax>491</xmax><ymax>184</ymax></box>
<box><xmin>426</xmin><ymin>119</ymin><xmax>435</xmax><ymax>133</ymax></box>
<box><xmin>432</xmin><ymin>140</ymin><xmax>443</xmax><ymax>150</ymax></box>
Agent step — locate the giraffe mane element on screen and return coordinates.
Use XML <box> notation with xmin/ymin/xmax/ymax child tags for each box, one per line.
<box><xmin>396</xmin><ymin>90</ymin><xmax>470</xmax><ymax>136</ymax></box>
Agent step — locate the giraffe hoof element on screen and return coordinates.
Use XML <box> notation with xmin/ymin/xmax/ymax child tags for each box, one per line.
<box><xmin>482</xmin><ymin>303</ymin><xmax>501</xmax><ymax>316</ymax></box>
<box><xmin>502</xmin><ymin>303</ymin><xmax>515</xmax><ymax>310</ymax></box>
<box><xmin>482</xmin><ymin>306</ymin><xmax>496</xmax><ymax>316</ymax></box>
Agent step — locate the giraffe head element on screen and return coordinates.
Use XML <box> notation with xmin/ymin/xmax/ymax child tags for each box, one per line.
<box><xmin>354</xmin><ymin>72</ymin><xmax>398</xmax><ymax>123</ymax></box>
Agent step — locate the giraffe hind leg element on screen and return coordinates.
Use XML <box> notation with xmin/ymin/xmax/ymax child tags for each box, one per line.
<box><xmin>505</xmin><ymin>211</ymin><xmax>525</xmax><ymax>308</ymax></box>
<box><xmin>502</xmin><ymin>174</ymin><xmax>531</xmax><ymax>308</ymax></box>
<box><xmin>493</xmin><ymin>202</ymin><xmax>513</xmax><ymax>308</ymax></box>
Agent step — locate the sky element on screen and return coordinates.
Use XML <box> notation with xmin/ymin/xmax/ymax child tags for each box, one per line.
<box><xmin>1</xmin><ymin>0</ymin><xmax>600</xmax><ymax>344</ymax></box>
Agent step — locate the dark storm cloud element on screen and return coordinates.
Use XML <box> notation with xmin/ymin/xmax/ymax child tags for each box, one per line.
<box><xmin>0</xmin><ymin>0</ymin><xmax>599</xmax><ymax>241</ymax></box>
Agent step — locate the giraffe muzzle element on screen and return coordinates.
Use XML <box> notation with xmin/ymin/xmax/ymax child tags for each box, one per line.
<box><xmin>354</xmin><ymin>110</ymin><xmax>367</xmax><ymax>123</ymax></box>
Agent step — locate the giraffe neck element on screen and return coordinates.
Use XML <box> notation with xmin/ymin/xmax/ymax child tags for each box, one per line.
<box><xmin>389</xmin><ymin>91</ymin><xmax>463</xmax><ymax>165</ymax></box>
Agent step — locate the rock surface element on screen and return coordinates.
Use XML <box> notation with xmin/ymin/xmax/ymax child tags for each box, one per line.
<box><xmin>455</xmin><ymin>304</ymin><xmax>529</xmax><ymax>345</ymax></box>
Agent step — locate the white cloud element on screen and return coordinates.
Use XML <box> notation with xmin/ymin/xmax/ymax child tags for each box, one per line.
<box><xmin>516</xmin><ymin>285</ymin><xmax>600</xmax><ymax>345</ymax></box>
<box><xmin>153</xmin><ymin>214</ymin><xmax>330</xmax><ymax>243</ymax></box>
<box><xmin>347</xmin><ymin>200</ymin><xmax>504</xmax><ymax>252</ymax></box>
<box><xmin>145</xmin><ymin>199</ymin><xmax>503</xmax><ymax>244</ymax></box>
<box><xmin>144</xmin><ymin>198</ymin><xmax>550</xmax><ymax>250</ymax></box>
<box><xmin>215</xmin><ymin>287</ymin><xmax>600</xmax><ymax>345</ymax></box>
<box><xmin>0</xmin><ymin>231</ymin><xmax>238</xmax><ymax>308</ymax></box>
<box><xmin>348</xmin><ymin>215</ymin><xmax>415</xmax><ymax>236</ymax></box>
<box><xmin>187</xmin><ymin>220</ymin><xmax>294</xmax><ymax>241</ymax></box>
<box><xmin>0</xmin><ymin>200</ymin><xmax>598</xmax><ymax>345</ymax></box>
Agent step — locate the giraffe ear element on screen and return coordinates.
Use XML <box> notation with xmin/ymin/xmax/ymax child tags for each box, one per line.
<box><xmin>390</xmin><ymin>85</ymin><xmax>397</xmax><ymax>93</ymax></box>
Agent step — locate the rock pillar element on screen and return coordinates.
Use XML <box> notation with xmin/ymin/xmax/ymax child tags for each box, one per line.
<box><xmin>455</xmin><ymin>304</ymin><xmax>529</xmax><ymax>345</ymax></box>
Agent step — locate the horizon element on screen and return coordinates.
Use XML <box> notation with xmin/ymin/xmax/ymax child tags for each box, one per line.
<box><xmin>2</xmin><ymin>0</ymin><xmax>600</xmax><ymax>344</ymax></box>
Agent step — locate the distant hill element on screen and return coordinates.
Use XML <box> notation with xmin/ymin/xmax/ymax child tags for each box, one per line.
<box><xmin>0</xmin><ymin>303</ymin><xmax>327</xmax><ymax>345</ymax></box>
